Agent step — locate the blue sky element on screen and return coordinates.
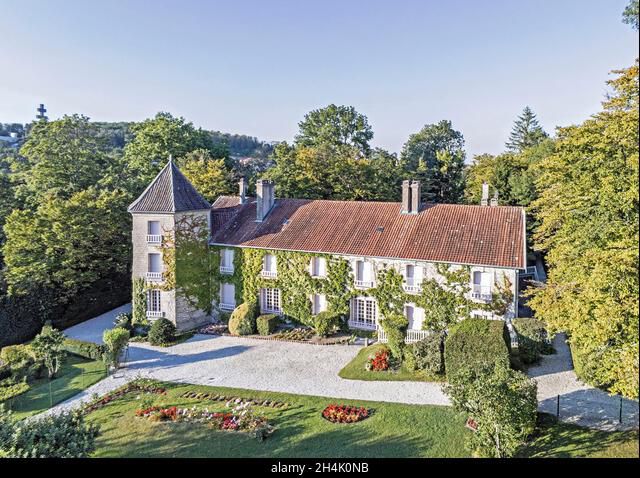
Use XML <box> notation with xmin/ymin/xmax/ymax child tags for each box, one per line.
<box><xmin>1</xmin><ymin>0</ymin><xmax>637</xmax><ymax>159</ymax></box>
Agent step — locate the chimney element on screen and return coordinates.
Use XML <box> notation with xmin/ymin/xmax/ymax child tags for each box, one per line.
<box><xmin>256</xmin><ymin>179</ymin><xmax>275</xmax><ymax>222</ymax></box>
<box><xmin>401</xmin><ymin>180</ymin><xmax>411</xmax><ymax>214</ymax></box>
<box><xmin>490</xmin><ymin>190</ymin><xmax>499</xmax><ymax>207</ymax></box>
<box><xmin>410</xmin><ymin>180</ymin><xmax>421</xmax><ymax>213</ymax></box>
<box><xmin>481</xmin><ymin>182</ymin><xmax>489</xmax><ymax>206</ymax></box>
<box><xmin>239</xmin><ymin>177</ymin><xmax>248</xmax><ymax>204</ymax></box>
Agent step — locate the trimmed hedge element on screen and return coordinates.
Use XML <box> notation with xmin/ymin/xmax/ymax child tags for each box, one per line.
<box><xmin>62</xmin><ymin>338</ymin><xmax>106</xmax><ymax>361</ymax></box>
<box><xmin>445</xmin><ymin>319</ymin><xmax>511</xmax><ymax>376</ymax></box>
<box><xmin>148</xmin><ymin>318</ymin><xmax>176</xmax><ymax>346</ymax></box>
<box><xmin>313</xmin><ymin>311</ymin><xmax>339</xmax><ymax>337</ymax></box>
<box><xmin>256</xmin><ymin>314</ymin><xmax>279</xmax><ymax>336</ymax></box>
<box><xmin>229</xmin><ymin>302</ymin><xmax>258</xmax><ymax>336</ymax></box>
<box><xmin>406</xmin><ymin>334</ymin><xmax>444</xmax><ymax>375</ymax></box>
<box><xmin>512</xmin><ymin>318</ymin><xmax>553</xmax><ymax>364</ymax></box>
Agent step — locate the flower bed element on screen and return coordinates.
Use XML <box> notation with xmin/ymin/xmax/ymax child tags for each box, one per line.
<box><xmin>322</xmin><ymin>404</ymin><xmax>371</xmax><ymax>424</ymax></box>
<box><xmin>179</xmin><ymin>390</ymin><xmax>288</xmax><ymax>408</ymax></box>
<box><xmin>83</xmin><ymin>381</ymin><xmax>167</xmax><ymax>415</ymax></box>
<box><xmin>365</xmin><ymin>349</ymin><xmax>389</xmax><ymax>371</ymax></box>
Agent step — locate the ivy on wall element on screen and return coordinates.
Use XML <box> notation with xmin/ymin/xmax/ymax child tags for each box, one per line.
<box><xmin>132</xmin><ymin>277</ymin><xmax>147</xmax><ymax>325</ymax></box>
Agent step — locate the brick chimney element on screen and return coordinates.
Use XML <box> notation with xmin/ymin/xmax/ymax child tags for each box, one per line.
<box><xmin>401</xmin><ymin>180</ymin><xmax>411</xmax><ymax>214</ymax></box>
<box><xmin>239</xmin><ymin>177</ymin><xmax>248</xmax><ymax>204</ymax></box>
<box><xmin>256</xmin><ymin>179</ymin><xmax>275</xmax><ymax>222</ymax></box>
<box><xmin>410</xmin><ymin>180</ymin><xmax>421</xmax><ymax>213</ymax></box>
<box><xmin>481</xmin><ymin>182</ymin><xmax>489</xmax><ymax>206</ymax></box>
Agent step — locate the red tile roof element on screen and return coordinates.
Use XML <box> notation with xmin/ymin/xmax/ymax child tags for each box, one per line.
<box><xmin>210</xmin><ymin>197</ymin><xmax>526</xmax><ymax>269</ymax></box>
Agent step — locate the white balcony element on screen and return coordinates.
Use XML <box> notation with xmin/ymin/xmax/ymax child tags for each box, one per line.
<box><xmin>146</xmin><ymin>310</ymin><xmax>164</xmax><ymax>319</ymax></box>
<box><xmin>354</xmin><ymin>280</ymin><xmax>374</xmax><ymax>289</ymax></box>
<box><xmin>470</xmin><ymin>285</ymin><xmax>493</xmax><ymax>302</ymax></box>
<box><xmin>219</xmin><ymin>302</ymin><xmax>236</xmax><ymax>311</ymax></box>
<box><xmin>146</xmin><ymin>272</ymin><xmax>162</xmax><ymax>281</ymax></box>
<box><xmin>261</xmin><ymin>270</ymin><xmax>277</xmax><ymax>278</ymax></box>
<box><xmin>219</xmin><ymin>266</ymin><xmax>234</xmax><ymax>275</ymax></box>
<box><xmin>347</xmin><ymin>319</ymin><xmax>377</xmax><ymax>330</ymax></box>
<box><xmin>403</xmin><ymin>283</ymin><xmax>422</xmax><ymax>294</ymax></box>
<box><xmin>146</xmin><ymin>234</ymin><xmax>162</xmax><ymax>244</ymax></box>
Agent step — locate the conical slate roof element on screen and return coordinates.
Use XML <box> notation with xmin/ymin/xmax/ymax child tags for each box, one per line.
<box><xmin>128</xmin><ymin>159</ymin><xmax>211</xmax><ymax>213</ymax></box>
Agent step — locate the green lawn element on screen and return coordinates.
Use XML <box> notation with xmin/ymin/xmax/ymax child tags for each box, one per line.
<box><xmin>338</xmin><ymin>344</ymin><xmax>444</xmax><ymax>382</ymax></box>
<box><xmin>2</xmin><ymin>355</ymin><xmax>107</xmax><ymax>420</ymax></box>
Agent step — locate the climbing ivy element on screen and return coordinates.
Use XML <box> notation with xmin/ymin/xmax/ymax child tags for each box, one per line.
<box><xmin>132</xmin><ymin>277</ymin><xmax>148</xmax><ymax>325</ymax></box>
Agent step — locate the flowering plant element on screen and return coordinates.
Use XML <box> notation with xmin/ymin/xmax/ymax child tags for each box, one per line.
<box><xmin>322</xmin><ymin>404</ymin><xmax>371</xmax><ymax>423</ymax></box>
<box><xmin>365</xmin><ymin>349</ymin><xmax>389</xmax><ymax>371</ymax></box>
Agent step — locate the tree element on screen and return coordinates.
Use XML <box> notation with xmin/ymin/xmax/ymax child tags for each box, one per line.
<box><xmin>123</xmin><ymin>112</ymin><xmax>228</xmax><ymax>189</ymax></box>
<box><xmin>505</xmin><ymin>107</ymin><xmax>548</xmax><ymax>153</ymax></box>
<box><xmin>178</xmin><ymin>149</ymin><xmax>234</xmax><ymax>203</ymax></box>
<box><xmin>529</xmin><ymin>62</ymin><xmax>639</xmax><ymax>398</ymax></box>
<box><xmin>30</xmin><ymin>326</ymin><xmax>66</xmax><ymax>379</ymax></box>
<box><xmin>103</xmin><ymin>327</ymin><xmax>130</xmax><ymax>370</ymax></box>
<box><xmin>623</xmin><ymin>0</ymin><xmax>639</xmax><ymax>30</ymax></box>
<box><xmin>0</xmin><ymin>405</ymin><xmax>99</xmax><ymax>458</ymax></box>
<box><xmin>294</xmin><ymin>104</ymin><xmax>373</xmax><ymax>155</ymax></box>
<box><xmin>444</xmin><ymin>362</ymin><xmax>537</xmax><ymax>458</ymax></box>
<box><xmin>400</xmin><ymin>120</ymin><xmax>466</xmax><ymax>203</ymax></box>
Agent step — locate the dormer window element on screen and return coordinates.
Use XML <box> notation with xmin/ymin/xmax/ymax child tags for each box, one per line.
<box><xmin>147</xmin><ymin>221</ymin><xmax>161</xmax><ymax>244</ymax></box>
<box><xmin>310</xmin><ymin>257</ymin><xmax>327</xmax><ymax>278</ymax></box>
<box><xmin>262</xmin><ymin>254</ymin><xmax>277</xmax><ymax>278</ymax></box>
<box><xmin>220</xmin><ymin>249</ymin><xmax>234</xmax><ymax>274</ymax></box>
<box><xmin>354</xmin><ymin>260</ymin><xmax>374</xmax><ymax>288</ymax></box>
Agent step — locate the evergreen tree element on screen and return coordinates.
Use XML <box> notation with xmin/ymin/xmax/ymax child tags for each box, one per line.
<box><xmin>505</xmin><ymin>107</ymin><xmax>548</xmax><ymax>153</ymax></box>
<box><xmin>623</xmin><ymin>0</ymin><xmax>639</xmax><ymax>30</ymax></box>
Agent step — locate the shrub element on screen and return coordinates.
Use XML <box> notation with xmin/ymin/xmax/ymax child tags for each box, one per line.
<box><xmin>0</xmin><ymin>345</ymin><xmax>35</xmax><ymax>366</ymax></box>
<box><xmin>256</xmin><ymin>314</ymin><xmax>279</xmax><ymax>336</ymax></box>
<box><xmin>365</xmin><ymin>348</ymin><xmax>390</xmax><ymax>371</ymax></box>
<box><xmin>103</xmin><ymin>328</ymin><xmax>130</xmax><ymax>369</ymax></box>
<box><xmin>148</xmin><ymin>318</ymin><xmax>176</xmax><ymax>346</ymax></box>
<box><xmin>30</xmin><ymin>327</ymin><xmax>66</xmax><ymax>379</ymax></box>
<box><xmin>0</xmin><ymin>363</ymin><xmax>10</xmax><ymax>381</ymax></box>
<box><xmin>444</xmin><ymin>361</ymin><xmax>537</xmax><ymax>458</ymax></box>
<box><xmin>0</xmin><ymin>379</ymin><xmax>30</xmax><ymax>401</ymax></box>
<box><xmin>445</xmin><ymin>319</ymin><xmax>510</xmax><ymax>377</ymax></box>
<box><xmin>62</xmin><ymin>338</ymin><xmax>106</xmax><ymax>361</ymax></box>
<box><xmin>379</xmin><ymin>314</ymin><xmax>408</xmax><ymax>360</ymax></box>
<box><xmin>512</xmin><ymin>318</ymin><xmax>553</xmax><ymax>364</ymax></box>
<box><xmin>410</xmin><ymin>334</ymin><xmax>444</xmax><ymax>375</ymax></box>
<box><xmin>228</xmin><ymin>302</ymin><xmax>257</xmax><ymax>336</ymax></box>
<box><xmin>113</xmin><ymin>312</ymin><xmax>133</xmax><ymax>331</ymax></box>
<box><xmin>312</xmin><ymin>311</ymin><xmax>339</xmax><ymax>337</ymax></box>
<box><xmin>0</xmin><ymin>406</ymin><xmax>100</xmax><ymax>458</ymax></box>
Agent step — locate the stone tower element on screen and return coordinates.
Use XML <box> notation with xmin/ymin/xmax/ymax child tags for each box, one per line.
<box><xmin>127</xmin><ymin>158</ymin><xmax>212</xmax><ymax>331</ymax></box>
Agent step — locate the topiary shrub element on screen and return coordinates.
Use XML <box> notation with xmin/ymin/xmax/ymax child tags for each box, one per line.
<box><xmin>103</xmin><ymin>327</ymin><xmax>130</xmax><ymax>369</ymax></box>
<box><xmin>148</xmin><ymin>318</ymin><xmax>176</xmax><ymax>346</ymax></box>
<box><xmin>410</xmin><ymin>334</ymin><xmax>444</xmax><ymax>375</ymax></box>
<box><xmin>256</xmin><ymin>314</ymin><xmax>279</xmax><ymax>336</ymax></box>
<box><xmin>445</xmin><ymin>319</ymin><xmax>510</xmax><ymax>377</ymax></box>
<box><xmin>228</xmin><ymin>302</ymin><xmax>257</xmax><ymax>336</ymax></box>
<box><xmin>62</xmin><ymin>338</ymin><xmax>106</xmax><ymax>361</ymax></box>
<box><xmin>379</xmin><ymin>314</ymin><xmax>408</xmax><ymax>361</ymax></box>
<box><xmin>512</xmin><ymin>318</ymin><xmax>553</xmax><ymax>364</ymax></box>
<box><xmin>312</xmin><ymin>312</ymin><xmax>339</xmax><ymax>337</ymax></box>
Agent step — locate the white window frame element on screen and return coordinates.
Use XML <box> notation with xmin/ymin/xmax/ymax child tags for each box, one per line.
<box><xmin>471</xmin><ymin>270</ymin><xmax>493</xmax><ymax>301</ymax></box>
<box><xmin>262</xmin><ymin>254</ymin><xmax>277</xmax><ymax>278</ymax></box>
<box><xmin>146</xmin><ymin>221</ymin><xmax>162</xmax><ymax>244</ymax></box>
<box><xmin>220</xmin><ymin>248</ymin><xmax>234</xmax><ymax>274</ymax></box>
<box><xmin>310</xmin><ymin>257</ymin><xmax>327</xmax><ymax>278</ymax></box>
<box><xmin>311</xmin><ymin>293</ymin><xmax>327</xmax><ymax>315</ymax></box>
<box><xmin>146</xmin><ymin>289</ymin><xmax>163</xmax><ymax>318</ymax></box>
<box><xmin>260</xmin><ymin>288</ymin><xmax>281</xmax><ymax>314</ymax></box>
<box><xmin>354</xmin><ymin>260</ymin><xmax>374</xmax><ymax>288</ymax></box>
<box><xmin>146</xmin><ymin>253</ymin><xmax>162</xmax><ymax>281</ymax></box>
<box><xmin>220</xmin><ymin>283</ymin><xmax>236</xmax><ymax>311</ymax></box>
<box><xmin>349</xmin><ymin>297</ymin><xmax>377</xmax><ymax>329</ymax></box>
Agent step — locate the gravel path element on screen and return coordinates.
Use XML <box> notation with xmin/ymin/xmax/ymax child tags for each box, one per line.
<box><xmin>528</xmin><ymin>334</ymin><xmax>639</xmax><ymax>431</ymax></box>
<box><xmin>63</xmin><ymin>303</ymin><xmax>132</xmax><ymax>344</ymax></box>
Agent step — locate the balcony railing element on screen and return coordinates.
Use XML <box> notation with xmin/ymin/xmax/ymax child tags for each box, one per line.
<box><xmin>219</xmin><ymin>302</ymin><xmax>236</xmax><ymax>311</ymax></box>
<box><xmin>146</xmin><ymin>310</ymin><xmax>164</xmax><ymax>319</ymax></box>
<box><xmin>146</xmin><ymin>234</ymin><xmax>162</xmax><ymax>244</ymax></box>
<box><xmin>403</xmin><ymin>283</ymin><xmax>422</xmax><ymax>294</ymax></box>
<box><xmin>146</xmin><ymin>272</ymin><xmax>162</xmax><ymax>281</ymax></box>
<box><xmin>354</xmin><ymin>280</ymin><xmax>374</xmax><ymax>289</ymax></box>
<box><xmin>261</xmin><ymin>270</ymin><xmax>277</xmax><ymax>278</ymax></box>
<box><xmin>378</xmin><ymin>327</ymin><xmax>430</xmax><ymax>344</ymax></box>
<box><xmin>347</xmin><ymin>319</ymin><xmax>377</xmax><ymax>330</ymax></box>
<box><xmin>219</xmin><ymin>266</ymin><xmax>234</xmax><ymax>275</ymax></box>
<box><xmin>470</xmin><ymin>285</ymin><xmax>493</xmax><ymax>302</ymax></box>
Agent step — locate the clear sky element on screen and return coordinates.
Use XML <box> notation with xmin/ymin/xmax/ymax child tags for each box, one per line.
<box><xmin>1</xmin><ymin>0</ymin><xmax>637</xmax><ymax>159</ymax></box>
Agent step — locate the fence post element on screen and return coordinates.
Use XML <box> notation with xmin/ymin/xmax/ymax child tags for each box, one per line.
<box><xmin>556</xmin><ymin>394</ymin><xmax>560</xmax><ymax>418</ymax></box>
<box><xmin>619</xmin><ymin>396</ymin><xmax>623</xmax><ymax>424</ymax></box>
<box><xmin>49</xmin><ymin>379</ymin><xmax>53</xmax><ymax>408</ymax></box>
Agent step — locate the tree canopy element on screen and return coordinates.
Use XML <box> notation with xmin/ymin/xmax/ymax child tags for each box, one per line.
<box><xmin>505</xmin><ymin>106</ymin><xmax>548</xmax><ymax>153</ymax></box>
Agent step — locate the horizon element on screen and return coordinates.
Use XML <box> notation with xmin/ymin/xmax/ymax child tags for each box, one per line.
<box><xmin>1</xmin><ymin>0</ymin><xmax>638</xmax><ymax>159</ymax></box>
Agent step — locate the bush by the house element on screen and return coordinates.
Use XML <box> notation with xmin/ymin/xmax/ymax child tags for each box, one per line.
<box><xmin>0</xmin><ymin>344</ymin><xmax>35</xmax><ymax>367</ymax></box>
<box><xmin>0</xmin><ymin>405</ymin><xmax>100</xmax><ymax>458</ymax></box>
<box><xmin>312</xmin><ymin>311</ymin><xmax>339</xmax><ymax>337</ymax></box>
<box><xmin>148</xmin><ymin>318</ymin><xmax>176</xmax><ymax>345</ymax></box>
<box><xmin>0</xmin><ymin>379</ymin><xmax>30</xmax><ymax>402</ymax></box>
<box><xmin>228</xmin><ymin>302</ymin><xmax>257</xmax><ymax>336</ymax></box>
<box><xmin>30</xmin><ymin>326</ymin><xmax>66</xmax><ymax>379</ymax></box>
<box><xmin>406</xmin><ymin>334</ymin><xmax>444</xmax><ymax>375</ymax></box>
<box><xmin>256</xmin><ymin>314</ymin><xmax>279</xmax><ymax>336</ymax></box>
<box><xmin>444</xmin><ymin>319</ymin><xmax>510</xmax><ymax>377</ymax></box>
<box><xmin>62</xmin><ymin>338</ymin><xmax>106</xmax><ymax>361</ymax></box>
<box><xmin>365</xmin><ymin>348</ymin><xmax>390</xmax><ymax>371</ymax></box>
<box><xmin>379</xmin><ymin>314</ymin><xmax>408</xmax><ymax>360</ymax></box>
<box><xmin>113</xmin><ymin>312</ymin><xmax>133</xmax><ymax>331</ymax></box>
<box><xmin>512</xmin><ymin>318</ymin><xmax>553</xmax><ymax>364</ymax></box>
<box><xmin>444</xmin><ymin>361</ymin><xmax>537</xmax><ymax>458</ymax></box>
<box><xmin>103</xmin><ymin>328</ymin><xmax>130</xmax><ymax>369</ymax></box>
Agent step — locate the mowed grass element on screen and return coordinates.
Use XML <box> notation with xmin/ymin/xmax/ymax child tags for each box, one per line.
<box><xmin>338</xmin><ymin>344</ymin><xmax>444</xmax><ymax>382</ymax></box>
<box><xmin>3</xmin><ymin>355</ymin><xmax>107</xmax><ymax>420</ymax></box>
<box><xmin>89</xmin><ymin>381</ymin><xmax>470</xmax><ymax>458</ymax></box>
